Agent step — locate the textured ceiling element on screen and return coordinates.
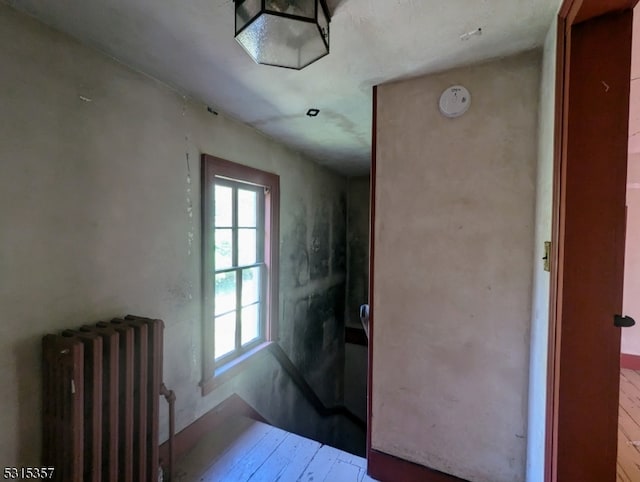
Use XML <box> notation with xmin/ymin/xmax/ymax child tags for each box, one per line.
<box><xmin>6</xmin><ymin>0</ymin><xmax>559</xmax><ymax>176</ymax></box>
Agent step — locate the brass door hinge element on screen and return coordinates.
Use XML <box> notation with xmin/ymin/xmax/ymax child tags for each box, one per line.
<box><xmin>543</xmin><ymin>241</ymin><xmax>551</xmax><ymax>272</ymax></box>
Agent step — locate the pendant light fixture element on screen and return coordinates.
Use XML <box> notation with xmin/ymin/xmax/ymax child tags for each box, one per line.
<box><xmin>234</xmin><ymin>0</ymin><xmax>331</xmax><ymax>70</ymax></box>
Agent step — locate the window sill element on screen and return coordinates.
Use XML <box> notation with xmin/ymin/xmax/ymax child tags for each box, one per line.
<box><xmin>200</xmin><ymin>341</ymin><xmax>274</xmax><ymax>396</ymax></box>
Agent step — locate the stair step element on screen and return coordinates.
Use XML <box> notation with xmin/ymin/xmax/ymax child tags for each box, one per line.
<box><xmin>173</xmin><ymin>416</ymin><xmax>376</xmax><ymax>482</ymax></box>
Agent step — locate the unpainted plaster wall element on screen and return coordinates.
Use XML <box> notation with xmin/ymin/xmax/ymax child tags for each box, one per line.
<box><xmin>0</xmin><ymin>3</ymin><xmax>350</xmax><ymax>466</ymax></box>
<box><xmin>622</xmin><ymin>154</ymin><xmax>640</xmax><ymax>354</ymax></box>
<box><xmin>372</xmin><ymin>51</ymin><xmax>540</xmax><ymax>482</ymax></box>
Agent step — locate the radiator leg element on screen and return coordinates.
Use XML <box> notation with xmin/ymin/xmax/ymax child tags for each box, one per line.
<box><xmin>160</xmin><ymin>383</ymin><xmax>176</xmax><ymax>482</ymax></box>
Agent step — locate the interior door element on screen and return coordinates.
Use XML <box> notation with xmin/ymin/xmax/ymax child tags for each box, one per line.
<box><xmin>551</xmin><ymin>10</ymin><xmax>632</xmax><ymax>482</ymax></box>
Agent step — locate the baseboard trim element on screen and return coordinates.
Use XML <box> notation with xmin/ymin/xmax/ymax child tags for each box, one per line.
<box><xmin>158</xmin><ymin>393</ymin><xmax>266</xmax><ymax>468</ymax></box>
<box><xmin>367</xmin><ymin>448</ymin><xmax>468</xmax><ymax>482</ymax></box>
<box><xmin>621</xmin><ymin>353</ymin><xmax>640</xmax><ymax>370</ymax></box>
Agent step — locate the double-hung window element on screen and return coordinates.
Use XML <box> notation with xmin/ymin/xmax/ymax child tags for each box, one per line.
<box><xmin>201</xmin><ymin>154</ymin><xmax>279</xmax><ymax>394</ymax></box>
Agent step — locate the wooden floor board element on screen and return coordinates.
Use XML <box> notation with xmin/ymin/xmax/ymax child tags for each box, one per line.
<box><xmin>619</xmin><ymin>369</ymin><xmax>640</xmax><ymax>482</ymax></box>
<box><xmin>297</xmin><ymin>445</ymin><xmax>344</xmax><ymax>482</ymax></box>
<box><xmin>249</xmin><ymin>432</ymin><xmax>321</xmax><ymax>482</ymax></box>
<box><xmin>361</xmin><ymin>474</ymin><xmax>379</xmax><ymax>482</ymax></box>
<box><xmin>618</xmin><ymin>424</ymin><xmax>639</xmax><ymax>480</ymax></box>
<box><xmin>622</xmin><ymin>370</ymin><xmax>640</xmax><ymax>393</ymax></box>
<box><xmin>192</xmin><ymin>420</ymin><xmax>274</xmax><ymax>481</ymax></box>
<box><xmin>173</xmin><ymin>416</ymin><xmax>256</xmax><ymax>482</ymax></box>
<box><xmin>337</xmin><ymin>449</ymin><xmax>367</xmax><ymax>469</ymax></box>
<box><xmin>323</xmin><ymin>459</ymin><xmax>363</xmax><ymax>482</ymax></box>
<box><xmin>207</xmin><ymin>423</ymin><xmax>288</xmax><ymax>481</ymax></box>
<box><xmin>176</xmin><ymin>416</ymin><xmax>374</xmax><ymax>482</ymax></box>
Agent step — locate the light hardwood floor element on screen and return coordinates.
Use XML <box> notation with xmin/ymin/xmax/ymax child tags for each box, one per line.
<box><xmin>618</xmin><ymin>369</ymin><xmax>640</xmax><ymax>481</ymax></box>
<box><xmin>174</xmin><ymin>416</ymin><xmax>377</xmax><ymax>482</ymax></box>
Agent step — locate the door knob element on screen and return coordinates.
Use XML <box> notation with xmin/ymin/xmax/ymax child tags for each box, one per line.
<box><xmin>614</xmin><ymin>315</ymin><xmax>636</xmax><ymax>328</ymax></box>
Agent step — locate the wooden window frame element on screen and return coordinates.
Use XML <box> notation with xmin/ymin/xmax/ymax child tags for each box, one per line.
<box><xmin>200</xmin><ymin>154</ymin><xmax>280</xmax><ymax>396</ymax></box>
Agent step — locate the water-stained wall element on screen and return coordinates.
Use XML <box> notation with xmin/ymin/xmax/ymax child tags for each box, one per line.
<box><xmin>280</xmin><ymin>191</ymin><xmax>348</xmax><ymax>406</ymax></box>
<box><xmin>346</xmin><ymin>177</ymin><xmax>371</xmax><ymax>327</ymax></box>
<box><xmin>0</xmin><ymin>3</ymin><xmax>350</xmax><ymax>466</ymax></box>
<box><xmin>344</xmin><ymin>177</ymin><xmax>370</xmax><ymax>424</ymax></box>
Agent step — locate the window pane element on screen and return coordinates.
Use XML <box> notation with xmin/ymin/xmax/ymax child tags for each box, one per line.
<box><xmin>238</xmin><ymin>189</ymin><xmax>257</xmax><ymax>227</ymax></box>
<box><xmin>215</xmin><ymin>229</ymin><xmax>233</xmax><ymax>269</ymax></box>
<box><xmin>238</xmin><ymin>228</ymin><xmax>257</xmax><ymax>266</ymax></box>
<box><xmin>215</xmin><ymin>311</ymin><xmax>236</xmax><ymax>360</ymax></box>
<box><xmin>241</xmin><ymin>304</ymin><xmax>260</xmax><ymax>345</ymax></box>
<box><xmin>215</xmin><ymin>185</ymin><xmax>233</xmax><ymax>227</ymax></box>
<box><xmin>215</xmin><ymin>271</ymin><xmax>236</xmax><ymax>315</ymax></box>
<box><xmin>242</xmin><ymin>267</ymin><xmax>260</xmax><ymax>306</ymax></box>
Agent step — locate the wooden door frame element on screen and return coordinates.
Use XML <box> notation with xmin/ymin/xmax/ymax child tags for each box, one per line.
<box><xmin>546</xmin><ymin>1</ymin><xmax>637</xmax><ymax>481</ymax></box>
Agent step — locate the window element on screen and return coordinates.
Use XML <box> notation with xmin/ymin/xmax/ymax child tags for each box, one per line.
<box><xmin>201</xmin><ymin>154</ymin><xmax>279</xmax><ymax>394</ymax></box>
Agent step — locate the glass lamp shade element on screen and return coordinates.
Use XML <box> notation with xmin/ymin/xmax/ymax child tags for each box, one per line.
<box><xmin>235</xmin><ymin>0</ymin><xmax>330</xmax><ymax>70</ymax></box>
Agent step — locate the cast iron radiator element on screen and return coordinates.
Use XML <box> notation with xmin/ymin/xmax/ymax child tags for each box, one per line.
<box><xmin>42</xmin><ymin>315</ymin><xmax>164</xmax><ymax>482</ymax></box>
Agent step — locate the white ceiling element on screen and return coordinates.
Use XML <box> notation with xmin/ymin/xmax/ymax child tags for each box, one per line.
<box><xmin>6</xmin><ymin>0</ymin><xmax>559</xmax><ymax>176</ymax></box>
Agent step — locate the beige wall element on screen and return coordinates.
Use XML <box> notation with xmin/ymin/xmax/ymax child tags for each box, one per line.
<box><xmin>373</xmin><ymin>51</ymin><xmax>540</xmax><ymax>482</ymax></box>
<box><xmin>623</xmin><ymin>154</ymin><xmax>640</xmax><ymax>354</ymax></box>
<box><xmin>0</xmin><ymin>3</ymin><xmax>351</xmax><ymax>467</ymax></box>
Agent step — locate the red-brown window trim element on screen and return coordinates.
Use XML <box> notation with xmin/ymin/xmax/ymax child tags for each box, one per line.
<box><xmin>200</xmin><ymin>154</ymin><xmax>280</xmax><ymax>396</ymax></box>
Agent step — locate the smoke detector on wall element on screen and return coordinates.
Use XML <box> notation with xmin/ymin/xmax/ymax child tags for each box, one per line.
<box><xmin>439</xmin><ymin>85</ymin><xmax>471</xmax><ymax>118</ymax></box>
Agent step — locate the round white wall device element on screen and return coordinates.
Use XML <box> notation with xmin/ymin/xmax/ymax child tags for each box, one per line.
<box><xmin>439</xmin><ymin>85</ymin><xmax>471</xmax><ymax>118</ymax></box>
